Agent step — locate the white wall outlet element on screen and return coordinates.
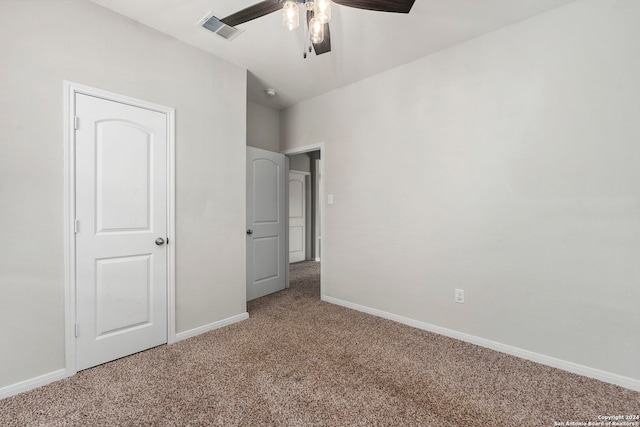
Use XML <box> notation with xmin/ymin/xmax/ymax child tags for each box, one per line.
<box><xmin>327</xmin><ymin>194</ymin><xmax>334</xmax><ymax>205</ymax></box>
<box><xmin>455</xmin><ymin>289</ymin><xmax>465</xmax><ymax>304</ymax></box>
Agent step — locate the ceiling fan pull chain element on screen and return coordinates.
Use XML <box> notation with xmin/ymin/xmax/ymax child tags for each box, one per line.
<box><xmin>303</xmin><ymin>32</ymin><xmax>307</xmax><ymax>58</ymax></box>
<box><xmin>303</xmin><ymin>12</ymin><xmax>309</xmax><ymax>58</ymax></box>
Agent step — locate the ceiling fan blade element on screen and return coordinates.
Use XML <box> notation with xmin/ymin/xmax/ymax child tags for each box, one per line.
<box><xmin>332</xmin><ymin>0</ymin><xmax>415</xmax><ymax>13</ymax></box>
<box><xmin>306</xmin><ymin>10</ymin><xmax>332</xmax><ymax>55</ymax></box>
<box><xmin>221</xmin><ymin>0</ymin><xmax>283</xmax><ymax>27</ymax></box>
<box><xmin>313</xmin><ymin>23</ymin><xmax>331</xmax><ymax>55</ymax></box>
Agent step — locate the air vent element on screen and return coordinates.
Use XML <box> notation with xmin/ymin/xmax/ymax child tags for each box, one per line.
<box><xmin>199</xmin><ymin>13</ymin><xmax>243</xmax><ymax>41</ymax></box>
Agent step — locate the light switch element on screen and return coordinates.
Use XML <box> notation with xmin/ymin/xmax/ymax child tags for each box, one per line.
<box><xmin>328</xmin><ymin>194</ymin><xmax>334</xmax><ymax>205</ymax></box>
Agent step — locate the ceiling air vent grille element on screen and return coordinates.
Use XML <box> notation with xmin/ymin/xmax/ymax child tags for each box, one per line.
<box><xmin>200</xmin><ymin>14</ymin><xmax>243</xmax><ymax>41</ymax></box>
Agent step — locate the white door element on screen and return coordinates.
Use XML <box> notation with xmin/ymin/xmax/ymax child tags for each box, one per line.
<box><xmin>246</xmin><ymin>147</ymin><xmax>287</xmax><ymax>301</ymax></box>
<box><xmin>75</xmin><ymin>93</ymin><xmax>168</xmax><ymax>370</ymax></box>
<box><xmin>289</xmin><ymin>171</ymin><xmax>307</xmax><ymax>263</ymax></box>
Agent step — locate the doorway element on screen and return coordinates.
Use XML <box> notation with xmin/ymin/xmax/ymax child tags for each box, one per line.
<box><xmin>282</xmin><ymin>144</ymin><xmax>324</xmax><ymax>300</ymax></box>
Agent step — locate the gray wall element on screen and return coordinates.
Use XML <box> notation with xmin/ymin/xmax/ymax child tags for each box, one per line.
<box><xmin>289</xmin><ymin>153</ymin><xmax>311</xmax><ymax>172</ymax></box>
<box><xmin>282</xmin><ymin>0</ymin><xmax>640</xmax><ymax>383</ymax></box>
<box><xmin>247</xmin><ymin>101</ymin><xmax>280</xmax><ymax>152</ymax></box>
<box><xmin>0</xmin><ymin>1</ymin><xmax>247</xmax><ymax>388</ymax></box>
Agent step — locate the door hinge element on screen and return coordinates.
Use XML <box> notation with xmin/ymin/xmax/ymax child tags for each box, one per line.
<box><xmin>74</xmin><ymin>116</ymin><xmax>79</xmax><ymax>130</ymax></box>
<box><xmin>74</xmin><ymin>219</ymin><xmax>79</xmax><ymax>234</ymax></box>
<box><xmin>75</xmin><ymin>323</ymin><xmax>79</xmax><ymax>338</ymax></box>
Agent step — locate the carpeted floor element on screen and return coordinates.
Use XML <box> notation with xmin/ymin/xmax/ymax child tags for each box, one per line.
<box><xmin>1</xmin><ymin>261</ymin><xmax>638</xmax><ymax>426</ymax></box>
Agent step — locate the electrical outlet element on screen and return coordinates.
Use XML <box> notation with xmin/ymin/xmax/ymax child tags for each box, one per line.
<box><xmin>455</xmin><ymin>289</ymin><xmax>465</xmax><ymax>304</ymax></box>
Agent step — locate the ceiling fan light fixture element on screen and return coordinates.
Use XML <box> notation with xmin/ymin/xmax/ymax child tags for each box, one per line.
<box><xmin>309</xmin><ymin>17</ymin><xmax>324</xmax><ymax>44</ymax></box>
<box><xmin>282</xmin><ymin>1</ymin><xmax>300</xmax><ymax>31</ymax></box>
<box><xmin>313</xmin><ymin>0</ymin><xmax>331</xmax><ymax>24</ymax></box>
<box><xmin>217</xmin><ymin>0</ymin><xmax>415</xmax><ymax>57</ymax></box>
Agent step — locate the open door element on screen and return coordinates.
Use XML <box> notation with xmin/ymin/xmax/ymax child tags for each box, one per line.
<box><xmin>246</xmin><ymin>147</ymin><xmax>288</xmax><ymax>301</ymax></box>
<box><xmin>289</xmin><ymin>171</ymin><xmax>309</xmax><ymax>263</ymax></box>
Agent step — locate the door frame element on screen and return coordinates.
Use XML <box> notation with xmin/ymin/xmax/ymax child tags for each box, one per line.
<box><xmin>281</xmin><ymin>143</ymin><xmax>325</xmax><ymax>299</ymax></box>
<box><xmin>63</xmin><ymin>81</ymin><xmax>176</xmax><ymax>377</ymax></box>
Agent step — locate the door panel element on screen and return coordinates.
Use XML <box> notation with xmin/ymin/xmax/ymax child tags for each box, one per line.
<box><xmin>246</xmin><ymin>147</ymin><xmax>286</xmax><ymax>301</ymax></box>
<box><xmin>95</xmin><ymin>255</ymin><xmax>151</xmax><ymax>337</ymax></box>
<box><xmin>96</xmin><ymin>122</ymin><xmax>152</xmax><ymax>232</ymax></box>
<box><xmin>289</xmin><ymin>171</ymin><xmax>307</xmax><ymax>263</ymax></box>
<box><xmin>253</xmin><ymin>237</ymin><xmax>280</xmax><ymax>281</ymax></box>
<box><xmin>75</xmin><ymin>93</ymin><xmax>167</xmax><ymax>370</ymax></box>
<box><xmin>253</xmin><ymin>160</ymin><xmax>279</xmax><ymax>222</ymax></box>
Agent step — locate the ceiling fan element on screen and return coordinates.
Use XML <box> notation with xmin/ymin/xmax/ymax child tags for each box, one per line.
<box><xmin>201</xmin><ymin>0</ymin><xmax>416</xmax><ymax>57</ymax></box>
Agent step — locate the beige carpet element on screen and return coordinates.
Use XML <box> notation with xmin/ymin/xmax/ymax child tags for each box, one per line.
<box><xmin>1</xmin><ymin>261</ymin><xmax>638</xmax><ymax>426</ymax></box>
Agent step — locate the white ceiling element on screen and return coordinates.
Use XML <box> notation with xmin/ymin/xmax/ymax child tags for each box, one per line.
<box><xmin>92</xmin><ymin>0</ymin><xmax>577</xmax><ymax>110</ymax></box>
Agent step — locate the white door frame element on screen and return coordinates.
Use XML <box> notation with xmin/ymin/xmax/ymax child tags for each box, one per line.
<box><xmin>281</xmin><ymin>143</ymin><xmax>325</xmax><ymax>299</ymax></box>
<box><xmin>63</xmin><ymin>81</ymin><xmax>176</xmax><ymax>377</ymax></box>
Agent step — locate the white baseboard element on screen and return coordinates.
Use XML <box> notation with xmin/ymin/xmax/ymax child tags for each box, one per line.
<box><xmin>174</xmin><ymin>312</ymin><xmax>249</xmax><ymax>342</ymax></box>
<box><xmin>322</xmin><ymin>296</ymin><xmax>640</xmax><ymax>392</ymax></box>
<box><xmin>0</xmin><ymin>368</ymin><xmax>68</xmax><ymax>400</ymax></box>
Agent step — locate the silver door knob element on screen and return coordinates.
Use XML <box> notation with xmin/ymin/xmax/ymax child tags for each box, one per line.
<box><xmin>155</xmin><ymin>237</ymin><xmax>165</xmax><ymax>246</ymax></box>
<box><xmin>246</xmin><ymin>229</ymin><xmax>253</xmax><ymax>235</ymax></box>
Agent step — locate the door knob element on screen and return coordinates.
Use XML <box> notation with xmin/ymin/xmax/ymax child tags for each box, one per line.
<box><xmin>155</xmin><ymin>237</ymin><xmax>165</xmax><ymax>246</ymax></box>
<box><xmin>246</xmin><ymin>229</ymin><xmax>253</xmax><ymax>235</ymax></box>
